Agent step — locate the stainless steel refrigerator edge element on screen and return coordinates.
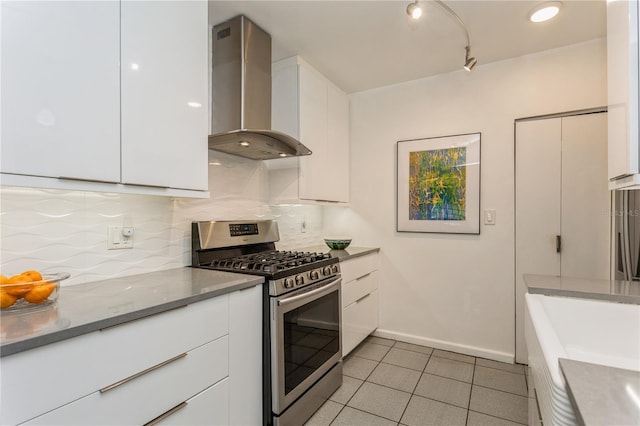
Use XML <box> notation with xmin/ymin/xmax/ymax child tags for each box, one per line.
<box><xmin>614</xmin><ymin>190</ymin><xmax>640</xmax><ymax>280</ymax></box>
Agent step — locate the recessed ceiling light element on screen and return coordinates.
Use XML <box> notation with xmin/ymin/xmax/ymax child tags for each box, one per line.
<box><xmin>529</xmin><ymin>1</ymin><xmax>562</xmax><ymax>23</ymax></box>
<box><xmin>239</xmin><ymin>141</ymin><xmax>250</xmax><ymax>147</ymax></box>
<box><xmin>406</xmin><ymin>1</ymin><xmax>423</xmax><ymax>20</ymax></box>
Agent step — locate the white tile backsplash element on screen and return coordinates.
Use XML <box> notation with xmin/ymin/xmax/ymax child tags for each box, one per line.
<box><xmin>1</xmin><ymin>153</ymin><xmax>324</xmax><ymax>285</ymax></box>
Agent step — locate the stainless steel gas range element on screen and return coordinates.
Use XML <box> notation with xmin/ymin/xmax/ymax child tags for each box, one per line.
<box><xmin>191</xmin><ymin>220</ymin><xmax>342</xmax><ymax>426</ymax></box>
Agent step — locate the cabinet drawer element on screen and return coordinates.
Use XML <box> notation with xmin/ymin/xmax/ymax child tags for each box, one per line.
<box><xmin>1</xmin><ymin>295</ymin><xmax>228</xmax><ymax>425</ymax></box>
<box><xmin>342</xmin><ymin>290</ymin><xmax>378</xmax><ymax>356</ymax></box>
<box><xmin>342</xmin><ymin>270</ymin><xmax>378</xmax><ymax>308</ymax></box>
<box><xmin>340</xmin><ymin>253</ymin><xmax>378</xmax><ymax>283</ymax></box>
<box><xmin>154</xmin><ymin>378</ymin><xmax>229</xmax><ymax>426</ymax></box>
<box><xmin>23</xmin><ymin>336</ymin><xmax>228</xmax><ymax>426</ymax></box>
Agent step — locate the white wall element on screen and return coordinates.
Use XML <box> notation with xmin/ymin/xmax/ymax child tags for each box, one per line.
<box><xmin>324</xmin><ymin>39</ymin><xmax>607</xmax><ymax>362</ymax></box>
<box><xmin>1</xmin><ymin>151</ymin><xmax>323</xmax><ymax>286</ymax></box>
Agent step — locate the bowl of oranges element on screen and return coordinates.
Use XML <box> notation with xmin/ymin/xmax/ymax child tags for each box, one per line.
<box><xmin>0</xmin><ymin>270</ymin><xmax>69</xmax><ymax>311</ymax></box>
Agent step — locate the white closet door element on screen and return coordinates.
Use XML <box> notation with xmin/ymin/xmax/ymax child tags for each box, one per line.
<box><xmin>515</xmin><ymin>112</ymin><xmax>610</xmax><ymax>364</ymax></box>
<box><xmin>515</xmin><ymin>118</ymin><xmax>562</xmax><ymax>364</ymax></box>
<box><xmin>561</xmin><ymin>113</ymin><xmax>610</xmax><ymax>279</ymax></box>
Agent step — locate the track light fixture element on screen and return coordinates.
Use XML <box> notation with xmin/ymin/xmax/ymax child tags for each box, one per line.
<box><xmin>464</xmin><ymin>46</ymin><xmax>477</xmax><ymax>71</ymax></box>
<box><xmin>406</xmin><ymin>0</ymin><xmax>478</xmax><ymax>72</ymax></box>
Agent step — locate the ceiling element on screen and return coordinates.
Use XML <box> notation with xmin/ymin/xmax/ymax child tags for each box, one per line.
<box><xmin>208</xmin><ymin>1</ymin><xmax>606</xmax><ymax>94</ymax></box>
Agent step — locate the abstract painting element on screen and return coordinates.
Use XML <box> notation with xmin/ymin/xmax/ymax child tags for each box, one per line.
<box><xmin>397</xmin><ymin>133</ymin><xmax>480</xmax><ymax>234</ymax></box>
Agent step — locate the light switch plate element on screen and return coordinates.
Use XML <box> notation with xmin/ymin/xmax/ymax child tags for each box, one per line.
<box><xmin>107</xmin><ymin>226</ymin><xmax>133</xmax><ymax>250</ymax></box>
<box><xmin>484</xmin><ymin>209</ymin><xmax>496</xmax><ymax>225</ymax></box>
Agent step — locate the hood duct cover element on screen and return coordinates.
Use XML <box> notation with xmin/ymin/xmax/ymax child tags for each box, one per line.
<box><xmin>208</xmin><ymin>15</ymin><xmax>311</xmax><ymax>160</ymax></box>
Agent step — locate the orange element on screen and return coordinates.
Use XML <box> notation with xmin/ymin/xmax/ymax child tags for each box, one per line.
<box><xmin>21</xmin><ymin>270</ymin><xmax>43</xmax><ymax>282</ymax></box>
<box><xmin>5</xmin><ymin>275</ymin><xmax>35</xmax><ymax>297</ymax></box>
<box><xmin>0</xmin><ymin>275</ymin><xmax>8</xmax><ymax>284</ymax></box>
<box><xmin>0</xmin><ymin>291</ymin><xmax>17</xmax><ymax>309</ymax></box>
<box><xmin>23</xmin><ymin>283</ymin><xmax>56</xmax><ymax>304</ymax></box>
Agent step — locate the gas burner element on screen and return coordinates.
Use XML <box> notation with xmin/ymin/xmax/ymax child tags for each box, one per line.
<box><xmin>208</xmin><ymin>250</ymin><xmax>332</xmax><ymax>275</ymax></box>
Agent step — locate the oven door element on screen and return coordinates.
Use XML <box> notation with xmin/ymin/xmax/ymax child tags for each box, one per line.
<box><xmin>270</xmin><ymin>275</ymin><xmax>342</xmax><ymax>415</ymax></box>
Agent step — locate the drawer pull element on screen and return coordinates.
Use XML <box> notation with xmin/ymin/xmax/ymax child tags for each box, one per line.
<box><xmin>143</xmin><ymin>401</ymin><xmax>188</xmax><ymax>426</ymax></box>
<box><xmin>355</xmin><ymin>293</ymin><xmax>371</xmax><ymax>304</ymax></box>
<box><xmin>100</xmin><ymin>353</ymin><xmax>187</xmax><ymax>393</ymax></box>
<box><xmin>355</xmin><ymin>272</ymin><xmax>372</xmax><ymax>281</ymax></box>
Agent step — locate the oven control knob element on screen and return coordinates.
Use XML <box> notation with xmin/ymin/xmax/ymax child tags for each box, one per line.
<box><xmin>295</xmin><ymin>275</ymin><xmax>304</xmax><ymax>286</ymax></box>
<box><xmin>283</xmin><ymin>278</ymin><xmax>295</xmax><ymax>289</ymax></box>
<box><xmin>331</xmin><ymin>265</ymin><xmax>339</xmax><ymax>273</ymax></box>
<box><xmin>309</xmin><ymin>270</ymin><xmax>319</xmax><ymax>280</ymax></box>
<box><xmin>322</xmin><ymin>266</ymin><xmax>332</xmax><ymax>276</ymax></box>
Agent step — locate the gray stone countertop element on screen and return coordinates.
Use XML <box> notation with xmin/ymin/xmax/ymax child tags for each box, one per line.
<box><xmin>0</xmin><ymin>267</ymin><xmax>264</xmax><ymax>357</ymax></box>
<box><xmin>559</xmin><ymin>358</ymin><xmax>640</xmax><ymax>426</ymax></box>
<box><xmin>299</xmin><ymin>245</ymin><xmax>379</xmax><ymax>261</ymax></box>
<box><xmin>524</xmin><ymin>274</ymin><xmax>640</xmax><ymax>304</ymax></box>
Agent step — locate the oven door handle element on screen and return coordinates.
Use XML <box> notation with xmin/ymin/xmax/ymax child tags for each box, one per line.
<box><xmin>277</xmin><ymin>276</ymin><xmax>342</xmax><ymax>307</ymax></box>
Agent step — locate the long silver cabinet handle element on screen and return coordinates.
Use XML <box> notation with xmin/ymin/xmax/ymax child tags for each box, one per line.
<box><xmin>355</xmin><ymin>293</ymin><xmax>371</xmax><ymax>304</ymax></box>
<box><xmin>355</xmin><ymin>272</ymin><xmax>372</xmax><ymax>281</ymax></box>
<box><xmin>143</xmin><ymin>401</ymin><xmax>188</xmax><ymax>426</ymax></box>
<box><xmin>99</xmin><ymin>353</ymin><xmax>187</xmax><ymax>393</ymax></box>
<box><xmin>610</xmin><ymin>173</ymin><xmax>634</xmax><ymax>181</ymax></box>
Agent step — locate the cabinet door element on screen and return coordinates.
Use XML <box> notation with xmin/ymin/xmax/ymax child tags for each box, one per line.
<box><xmin>121</xmin><ymin>1</ymin><xmax>208</xmax><ymax>191</ymax></box>
<box><xmin>0</xmin><ymin>1</ymin><xmax>120</xmax><ymax>182</ymax></box>
<box><xmin>298</xmin><ymin>63</ymin><xmax>329</xmax><ymax>201</ymax></box>
<box><xmin>515</xmin><ymin>118</ymin><xmax>562</xmax><ymax>364</ymax></box>
<box><xmin>155</xmin><ymin>379</ymin><xmax>229</xmax><ymax>426</ymax></box>
<box><xmin>343</xmin><ymin>290</ymin><xmax>379</xmax><ymax>356</ymax></box>
<box><xmin>228</xmin><ymin>285</ymin><xmax>262</xmax><ymax>426</ymax></box>
<box><xmin>22</xmin><ymin>338</ymin><xmax>228</xmax><ymax>426</ymax></box>
<box><xmin>607</xmin><ymin>0</ymin><xmax>639</xmax><ymax>180</ymax></box>
<box><xmin>326</xmin><ymin>84</ymin><xmax>350</xmax><ymax>203</ymax></box>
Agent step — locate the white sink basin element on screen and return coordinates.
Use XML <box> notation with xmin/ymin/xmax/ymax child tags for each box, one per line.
<box><xmin>525</xmin><ymin>293</ymin><xmax>640</xmax><ymax>426</ymax></box>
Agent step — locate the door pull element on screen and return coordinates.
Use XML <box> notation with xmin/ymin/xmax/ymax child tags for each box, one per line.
<box><xmin>556</xmin><ymin>235</ymin><xmax>561</xmax><ymax>253</ymax></box>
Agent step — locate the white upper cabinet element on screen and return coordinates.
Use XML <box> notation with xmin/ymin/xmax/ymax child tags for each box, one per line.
<box><xmin>0</xmin><ymin>1</ymin><xmax>121</xmax><ymax>183</ymax></box>
<box><xmin>607</xmin><ymin>0</ymin><xmax>640</xmax><ymax>189</ymax></box>
<box><xmin>270</xmin><ymin>56</ymin><xmax>350</xmax><ymax>204</ymax></box>
<box><xmin>121</xmin><ymin>1</ymin><xmax>208</xmax><ymax>191</ymax></box>
<box><xmin>0</xmin><ymin>1</ymin><xmax>208</xmax><ymax>196</ymax></box>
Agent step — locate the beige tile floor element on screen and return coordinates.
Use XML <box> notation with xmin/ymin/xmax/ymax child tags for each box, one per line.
<box><xmin>305</xmin><ymin>336</ymin><xmax>535</xmax><ymax>426</ymax></box>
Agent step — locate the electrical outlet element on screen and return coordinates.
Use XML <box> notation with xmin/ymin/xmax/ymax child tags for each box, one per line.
<box><xmin>107</xmin><ymin>226</ymin><xmax>134</xmax><ymax>250</ymax></box>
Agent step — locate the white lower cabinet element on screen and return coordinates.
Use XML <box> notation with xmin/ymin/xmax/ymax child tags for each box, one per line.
<box><xmin>23</xmin><ymin>337</ymin><xmax>228</xmax><ymax>425</ymax></box>
<box><xmin>343</xmin><ymin>289</ymin><xmax>379</xmax><ymax>356</ymax></box>
<box><xmin>340</xmin><ymin>252</ymin><xmax>379</xmax><ymax>356</ymax></box>
<box><xmin>0</xmin><ymin>284</ymin><xmax>262</xmax><ymax>426</ymax></box>
<box><xmin>154</xmin><ymin>378</ymin><xmax>229</xmax><ymax>426</ymax></box>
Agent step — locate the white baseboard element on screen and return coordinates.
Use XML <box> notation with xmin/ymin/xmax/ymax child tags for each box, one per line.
<box><xmin>372</xmin><ymin>328</ymin><xmax>517</xmax><ymax>365</ymax></box>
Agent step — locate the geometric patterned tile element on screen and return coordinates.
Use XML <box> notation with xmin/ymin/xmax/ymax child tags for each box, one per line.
<box><xmin>414</xmin><ymin>373</ymin><xmax>472</xmax><ymax>408</ymax></box>
<box><xmin>381</xmin><ymin>347</ymin><xmax>430</xmax><ymax>371</ymax></box>
<box><xmin>400</xmin><ymin>394</ymin><xmax>467</xmax><ymax>426</ymax></box>
<box><xmin>352</xmin><ymin>342</ymin><xmax>392</xmax><ymax>362</ymax></box>
<box><xmin>432</xmin><ymin>349</ymin><xmax>476</xmax><ymax>364</ymax></box>
<box><xmin>348</xmin><ymin>382</ymin><xmax>411</xmax><ymax>422</ymax></box>
<box><xmin>425</xmin><ymin>356</ymin><xmax>475</xmax><ymax>383</ymax></box>
<box><xmin>476</xmin><ymin>358</ymin><xmax>526</xmax><ymax>375</ymax></box>
<box><xmin>473</xmin><ymin>366</ymin><xmax>528</xmax><ymax>396</ymax></box>
<box><xmin>329</xmin><ymin>375</ymin><xmax>364</xmax><ymax>405</ymax></box>
<box><xmin>469</xmin><ymin>385</ymin><xmax>528</xmax><ymax>424</ymax></box>
<box><xmin>331</xmin><ymin>407</ymin><xmax>397</xmax><ymax>426</ymax></box>
<box><xmin>393</xmin><ymin>341</ymin><xmax>434</xmax><ymax>355</ymax></box>
<box><xmin>368</xmin><ymin>362</ymin><xmax>422</xmax><ymax>393</ymax></box>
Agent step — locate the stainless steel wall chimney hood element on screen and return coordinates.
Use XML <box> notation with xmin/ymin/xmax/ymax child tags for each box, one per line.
<box><xmin>208</xmin><ymin>15</ymin><xmax>311</xmax><ymax>160</ymax></box>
